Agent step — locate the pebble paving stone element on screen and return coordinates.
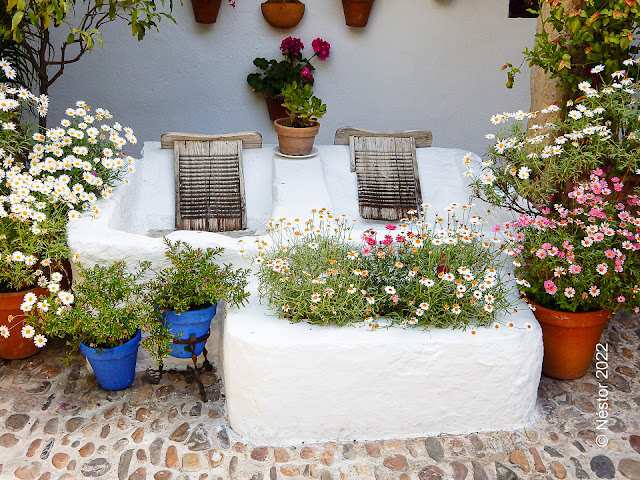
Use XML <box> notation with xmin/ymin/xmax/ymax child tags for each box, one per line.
<box><xmin>0</xmin><ymin>312</ymin><xmax>638</xmax><ymax>479</ymax></box>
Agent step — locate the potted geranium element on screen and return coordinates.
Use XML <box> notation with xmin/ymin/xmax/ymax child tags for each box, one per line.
<box><xmin>28</xmin><ymin>261</ymin><xmax>172</xmax><ymax>390</ymax></box>
<box><xmin>471</xmin><ymin>66</ymin><xmax>640</xmax><ymax>379</ymax></box>
<box><xmin>274</xmin><ymin>81</ymin><xmax>326</xmax><ymax>156</ymax></box>
<box><xmin>0</xmin><ymin>61</ymin><xmax>69</xmax><ymax>359</ymax></box>
<box><xmin>147</xmin><ymin>239</ymin><xmax>249</xmax><ymax>359</ymax></box>
<box><xmin>260</xmin><ymin>0</ymin><xmax>305</xmax><ymax>29</ymax></box>
<box><xmin>247</xmin><ymin>36</ymin><xmax>330</xmax><ymax>121</ymax></box>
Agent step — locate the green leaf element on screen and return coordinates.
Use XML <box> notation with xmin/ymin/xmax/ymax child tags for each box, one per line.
<box><xmin>11</xmin><ymin>11</ymin><xmax>23</xmax><ymax>29</ymax></box>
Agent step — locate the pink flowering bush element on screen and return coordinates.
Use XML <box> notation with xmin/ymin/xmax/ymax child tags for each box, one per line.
<box><xmin>250</xmin><ymin>205</ymin><xmax>521</xmax><ymax>329</ymax></box>
<box><xmin>499</xmin><ymin>170</ymin><xmax>640</xmax><ymax>313</ymax></box>
<box><xmin>247</xmin><ymin>36</ymin><xmax>331</xmax><ymax>100</ymax></box>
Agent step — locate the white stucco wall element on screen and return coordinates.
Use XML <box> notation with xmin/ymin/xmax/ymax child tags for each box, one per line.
<box><xmin>47</xmin><ymin>0</ymin><xmax>536</xmax><ymax>157</ymax></box>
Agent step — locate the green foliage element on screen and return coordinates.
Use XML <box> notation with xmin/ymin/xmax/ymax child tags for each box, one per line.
<box><xmin>247</xmin><ymin>57</ymin><xmax>313</xmax><ymax>100</ymax></box>
<box><xmin>147</xmin><ymin>239</ymin><xmax>250</xmax><ymax>314</ymax></box>
<box><xmin>0</xmin><ymin>0</ymin><xmax>177</xmax><ymax>99</ymax></box>
<box><xmin>506</xmin><ymin>0</ymin><xmax>640</xmax><ymax>96</ymax></box>
<box><xmin>252</xmin><ymin>206</ymin><xmax>521</xmax><ymax>329</ymax></box>
<box><xmin>281</xmin><ymin>81</ymin><xmax>326</xmax><ymax>128</ymax></box>
<box><xmin>29</xmin><ymin>261</ymin><xmax>172</xmax><ymax>364</ymax></box>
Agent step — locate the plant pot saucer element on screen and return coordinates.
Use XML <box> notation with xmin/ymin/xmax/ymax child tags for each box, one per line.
<box><xmin>274</xmin><ymin>147</ymin><xmax>318</xmax><ymax>159</ymax></box>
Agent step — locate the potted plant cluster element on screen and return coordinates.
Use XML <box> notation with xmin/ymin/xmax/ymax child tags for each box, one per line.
<box><xmin>0</xmin><ymin>58</ymin><xmax>141</xmax><ymax>360</ymax></box>
<box><xmin>260</xmin><ymin>0</ymin><xmax>305</xmax><ymax>29</ymax></box>
<box><xmin>147</xmin><ymin>239</ymin><xmax>249</xmax><ymax>359</ymax></box>
<box><xmin>471</xmin><ymin>65</ymin><xmax>640</xmax><ymax>379</ymax></box>
<box><xmin>497</xmin><ymin>171</ymin><xmax>640</xmax><ymax>379</ymax></box>
<box><xmin>247</xmin><ymin>36</ymin><xmax>330</xmax><ymax>121</ymax></box>
<box><xmin>250</xmin><ymin>204</ymin><xmax>522</xmax><ymax>329</ymax></box>
<box><xmin>29</xmin><ymin>261</ymin><xmax>171</xmax><ymax>390</ymax></box>
<box><xmin>274</xmin><ymin>80</ymin><xmax>326</xmax><ymax>156</ymax></box>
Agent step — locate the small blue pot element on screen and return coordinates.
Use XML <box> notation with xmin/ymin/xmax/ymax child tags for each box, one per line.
<box><xmin>162</xmin><ymin>303</ymin><xmax>217</xmax><ymax>358</ymax></box>
<box><xmin>80</xmin><ymin>330</ymin><xmax>141</xmax><ymax>391</ymax></box>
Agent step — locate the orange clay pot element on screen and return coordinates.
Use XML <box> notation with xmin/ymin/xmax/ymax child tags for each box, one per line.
<box><xmin>342</xmin><ymin>0</ymin><xmax>375</xmax><ymax>27</ymax></box>
<box><xmin>0</xmin><ymin>287</ymin><xmax>47</xmax><ymax>360</ymax></box>
<box><xmin>273</xmin><ymin>118</ymin><xmax>319</xmax><ymax>156</ymax></box>
<box><xmin>191</xmin><ymin>0</ymin><xmax>222</xmax><ymax>24</ymax></box>
<box><xmin>261</xmin><ymin>0</ymin><xmax>305</xmax><ymax>29</ymax></box>
<box><xmin>530</xmin><ymin>300</ymin><xmax>613</xmax><ymax>380</ymax></box>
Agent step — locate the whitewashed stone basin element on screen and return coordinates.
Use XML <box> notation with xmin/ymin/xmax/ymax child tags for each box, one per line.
<box><xmin>67</xmin><ymin>141</ymin><xmax>543</xmax><ymax>443</ymax></box>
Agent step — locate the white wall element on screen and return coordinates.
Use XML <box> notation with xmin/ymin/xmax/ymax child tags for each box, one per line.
<box><xmin>48</xmin><ymin>0</ymin><xmax>537</xmax><ymax>157</ymax></box>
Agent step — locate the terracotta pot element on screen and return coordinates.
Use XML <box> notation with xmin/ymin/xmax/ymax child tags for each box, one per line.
<box><xmin>191</xmin><ymin>0</ymin><xmax>222</xmax><ymax>24</ymax></box>
<box><xmin>261</xmin><ymin>0</ymin><xmax>305</xmax><ymax>29</ymax></box>
<box><xmin>342</xmin><ymin>0</ymin><xmax>375</xmax><ymax>27</ymax></box>
<box><xmin>0</xmin><ymin>287</ymin><xmax>47</xmax><ymax>360</ymax></box>
<box><xmin>264</xmin><ymin>94</ymin><xmax>289</xmax><ymax>122</ymax></box>
<box><xmin>273</xmin><ymin>118</ymin><xmax>320</xmax><ymax>156</ymax></box>
<box><xmin>530</xmin><ymin>300</ymin><xmax>613</xmax><ymax>380</ymax></box>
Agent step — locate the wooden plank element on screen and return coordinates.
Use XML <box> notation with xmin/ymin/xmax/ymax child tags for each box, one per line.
<box><xmin>334</xmin><ymin>127</ymin><xmax>432</xmax><ymax>148</ymax></box>
<box><xmin>174</xmin><ymin>140</ymin><xmax>246</xmax><ymax>232</ymax></box>
<box><xmin>352</xmin><ymin>136</ymin><xmax>421</xmax><ymax>221</ymax></box>
<box><xmin>162</xmin><ymin>131</ymin><xmax>262</xmax><ymax>149</ymax></box>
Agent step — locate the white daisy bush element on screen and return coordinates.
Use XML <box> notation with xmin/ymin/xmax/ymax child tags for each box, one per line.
<box><xmin>497</xmin><ymin>169</ymin><xmax>640</xmax><ymax>314</ymax></box>
<box><xmin>251</xmin><ymin>205</ymin><xmax>523</xmax><ymax>329</ymax></box>
<box><xmin>0</xmin><ymin>58</ymin><xmax>137</xmax><ymax>348</ymax></box>
<box><xmin>471</xmin><ymin>63</ymin><xmax>640</xmax><ymax>215</ymax></box>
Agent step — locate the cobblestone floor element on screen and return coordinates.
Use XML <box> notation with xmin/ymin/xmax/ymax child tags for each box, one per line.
<box><xmin>0</xmin><ymin>311</ymin><xmax>638</xmax><ymax>480</ymax></box>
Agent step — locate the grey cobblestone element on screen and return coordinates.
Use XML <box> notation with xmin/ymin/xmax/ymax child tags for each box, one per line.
<box><xmin>0</xmin><ymin>312</ymin><xmax>638</xmax><ymax>479</ymax></box>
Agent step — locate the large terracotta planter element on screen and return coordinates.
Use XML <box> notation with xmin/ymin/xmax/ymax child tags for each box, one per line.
<box><xmin>274</xmin><ymin>118</ymin><xmax>320</xmax><ymax>156</ymax></box>
<box><xmin>264</xmin><ymin>94</ymin><xmax>288</xmax><ymax>122</ymax></box>
<box><xmin>0</xmin><ymin>287</ymin><xmax>47</xmax><ymax>360</ymax></box>
<box><xmin>530</xmin><ymin>300</ymin><xmax>613</xmax><ymax>380</ymax></box>
<box><xmin>191</xmin><ymin>0</ymin><xmax>222</xmax><ymax>24</ymax></box>
<box><xmin>261</xmin><ymin>0</ymin><xmax>305</xmax><ymax>29</ymax></box>
<box><xmin>342</xmin><ymin>0</ymin><xmax>375</xmax><ymax>27</ymax></box>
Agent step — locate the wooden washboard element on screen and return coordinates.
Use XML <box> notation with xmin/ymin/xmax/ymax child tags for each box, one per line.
<box><xmin>334</xmin><ymin>128</ymin><xmax>432</xmax><ymax>221</ymax></box>
<box><xmin>172</xmin><ymin>140</ymin><xmax>245</xmax><ymax>232</ymax></box>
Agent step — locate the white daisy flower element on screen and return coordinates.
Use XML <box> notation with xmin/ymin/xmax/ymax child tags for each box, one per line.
<box><xmin>33</xmin><ymin>334</ymin><xmax>47</xmax><ymax>348</ymax></box>
<box><xmin>21</xmin><ymin>325</ymin><xmax>35</xmax><ymax>338</ymax></box>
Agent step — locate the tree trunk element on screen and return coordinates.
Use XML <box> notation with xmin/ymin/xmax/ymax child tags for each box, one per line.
<box><xmin>529</xmin><ymin>0</ymin><xmax>585</xmax><ymax>125</ymax></box>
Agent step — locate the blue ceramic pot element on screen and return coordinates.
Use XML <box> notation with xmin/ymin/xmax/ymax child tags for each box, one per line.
<box><xmin>80</xmin><ymin>330</ymin><xmax>141</xmax><ymax>390</ymax></box>
<box><xmin>162</xmin><ymin>303</ymin><xmax>217</xmax><ymax>358</ymax></box>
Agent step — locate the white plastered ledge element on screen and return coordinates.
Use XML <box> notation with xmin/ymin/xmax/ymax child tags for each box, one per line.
<box><xmin>223</xmin><ymin>282</ymin><xmax>543</xmax><ymax>444</ymax></box>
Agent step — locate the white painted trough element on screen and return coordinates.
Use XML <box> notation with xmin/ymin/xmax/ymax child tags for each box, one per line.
<box><xmin>67</xmin><ymin>141</ymin><xmax>543</xmax><ymax>443</ymax></box>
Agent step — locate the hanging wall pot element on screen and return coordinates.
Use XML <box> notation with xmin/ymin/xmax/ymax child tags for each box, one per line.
<box><xmin>261</xmin><ymin>0</ymin><xmax>306</xmax><ymax>29</ymax></box>
<box><xmin>342</xmin><ymin>0</ymin><xmax>375</xmax><ymax>27</ymax></box>
<box><xmin>191</xmin><ymin>0</ymin><xmax>222</xmax><ymax>24</ymax></box>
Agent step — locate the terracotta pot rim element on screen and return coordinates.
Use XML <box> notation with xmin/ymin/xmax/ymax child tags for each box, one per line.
<box><xmin>528</xmin><ymin>299</ymin><xmax>613</xmax><ymax>328</ymax></box>
<box><xmin>0</xmin><ymin>286</ymin><xmax>48</xmax><ymax>300</ymax></box>
<box><xmin>273</xmin><ymin>118</ymin><xmax>320</xmax><ymax>137</ymax></box>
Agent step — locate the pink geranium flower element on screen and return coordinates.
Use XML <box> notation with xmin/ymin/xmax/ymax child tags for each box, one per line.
<box><xmin>311</xmin><ymin>38</ymin><xmax>331</xmax><ymax>61</ymax></box>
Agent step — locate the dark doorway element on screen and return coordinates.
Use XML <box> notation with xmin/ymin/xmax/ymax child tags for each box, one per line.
<box><xmin>509</xmin><ymin>0</ymin><xmax>540</xmax><ymax>18</ymax></box>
